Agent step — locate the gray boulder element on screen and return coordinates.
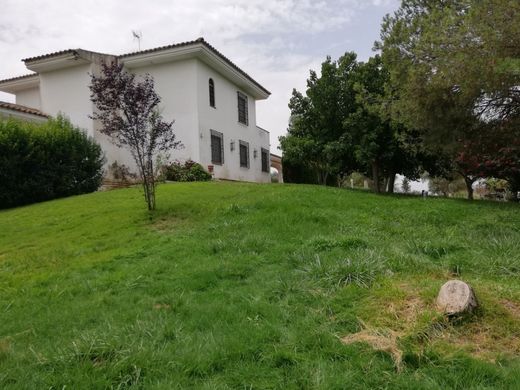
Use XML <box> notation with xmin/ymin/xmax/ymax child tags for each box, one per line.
<box><xmin>436</xmin><ymin>280</ymin><xmax>478</xmax><ymax>315</ymax></box>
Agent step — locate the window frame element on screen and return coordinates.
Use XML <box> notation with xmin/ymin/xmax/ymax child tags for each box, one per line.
<box><xmin>237</xmin><ymin>91</ymin><xmax>249</xmax><ymax>125</ymax></box>
<box><xmin>261</xmin><ymin>148</ymin><xmax>269</xmax><ymax>173</ymax></box>
<box><xmin>209</xmin><ymin>78</ymin><xmax>215</xmax><ymax>108</ymax></box>
<box><xmin>239</xmin><ymin>140</ymin><xmax>250</xmax><ymax>168</ymax></box>
<box><xmin>210</xmin><ymin>129</ymin><xmax>224</xmax><ymax>165</ymax></box>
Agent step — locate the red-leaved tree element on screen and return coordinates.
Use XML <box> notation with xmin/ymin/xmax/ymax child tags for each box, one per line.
<box><xmin>455</xmin><ymin>125</ymin><xmax>520</xmax><ymax>200</ymax></box>
<box><xmin>90</xmin><ymin>62</ymin><xmax>182</xmax><ymax>210</ymax></box>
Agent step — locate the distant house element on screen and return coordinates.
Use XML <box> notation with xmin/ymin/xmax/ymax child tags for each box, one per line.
<box><xmin>0</xmin><ymin>38</ymin><xmax>272</xmax><ymax>183</ymax></box>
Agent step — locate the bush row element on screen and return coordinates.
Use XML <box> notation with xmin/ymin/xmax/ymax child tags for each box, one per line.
<box><xmin>162</xmin><ymin>160</ymin><xmax>212</xmax><ymax>182</ymax></box>
<box><xmin>0</xmin><ymin>117</ymin><xmax>104</xmax><ymax>209</ymax></box>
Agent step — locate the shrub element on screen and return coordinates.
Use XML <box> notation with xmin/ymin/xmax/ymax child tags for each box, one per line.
<box><xmin>162</xmin><ymin>160</ymin><xmax>212</xmax><ymax>182</ymax></box>
<box><xmin>0</xmin><ymin>116</ymin><xmax>105</xmax><ymax>209</ymax></box>
<box><xmin>108</xmin><ymin>161</ymin><xmax>137</xmax><ymax>183</ymax></box>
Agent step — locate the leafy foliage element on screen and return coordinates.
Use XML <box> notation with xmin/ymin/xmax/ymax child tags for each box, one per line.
<box><xmin>108</xmin><ymin>161</ymin><xmax>138</xmax><ymax>183</ymax></box>
<box><xmin>162</xmin><ymin>160</ymin><xmax>212</xmax><ymax>182</ymax></box>
<box><xmin>280</xmin><ymin>54</ymin><xmax>359</xmax><ymax>185</ymax></box>
<box><xmin>90</xmin><ymin>62</ymin><xmax>182</xmax><ymax>210</ymax></box>
<box><xmin>0</xmin><ymin>117</ymin><xmax>104</xmax><ymax>209</ymax></box>
<box><xmin>280</xmin><ymin>54</ymin><xmax>428</xmax><ymax>192</ymax></box>
<box><xmin>378</xmin><ymin>0</ymin><xmax>520</xmax><ymax>198</ymax></box>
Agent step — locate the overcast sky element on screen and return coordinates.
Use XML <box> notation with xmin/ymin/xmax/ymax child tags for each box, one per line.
<box><xmin>0</xmin><ymin>0</ymin><xmax>399</xmax><ymax>151</ymax></box>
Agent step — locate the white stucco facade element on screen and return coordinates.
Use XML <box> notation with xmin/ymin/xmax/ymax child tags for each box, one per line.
<box><xmin>0</xmin><ymin>39</ymin><xmax>272</xmax><ymax>183</ymax></box>
<box><xmin>195</xmin><ymin>60</ymin><xmax>270</xmax><ymax>182</ymax></box>
<box><xmin>15</xmin><ymin>87</ymin><xmax>41</xmax><ymax>109</ymax></box>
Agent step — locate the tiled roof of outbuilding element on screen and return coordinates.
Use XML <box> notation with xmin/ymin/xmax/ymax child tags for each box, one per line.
<box><xmin>0</xmin><ymin>101</ymin><xmax>49</xmax><ymax>118</ymax></box>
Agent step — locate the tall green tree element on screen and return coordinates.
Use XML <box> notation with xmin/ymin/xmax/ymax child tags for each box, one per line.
<box><xmin>281</xmin><ymin>53</ymin><xmax>430</xmax><ymax>192</ymax></box>
<box><xmin>346</xmin><ymin>55</ymin><xmax>427</xmax><ymax>193</ymax></box>
<box><xmin>280</xmin><ymin>53</ymin><xmax>359</xmax><ymax>185</ymax></box>
<box><xmin>378</xmin><ymin>0</ymin><xmax>520</xmax><ymax>199</ymax></box>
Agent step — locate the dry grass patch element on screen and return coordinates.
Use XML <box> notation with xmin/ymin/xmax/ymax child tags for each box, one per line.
<box><xmin>153</xmin><ymin>303</ymin><xmax>171</xmax><ymax>310</ymax></box>
<box><xmin>501</xmin><ymin>299</ymin><xmax>520</xmax><ymax>319</ymax></box>
<box><xmin>0</xmin><ymin>338</ymin><xmax>12</xmax><ymax>361</ymax></box>
<box><xmin>436</xmin><ymin>324</ymin><xmax>520</xmax><ymax>362</ymax></box>
<box><xmin>342</xmin><ymin>279</ymin><xmax>520</xmax><ymax>364</ymax></box>
<box><xmin>434</xmin><ymin>294</ymin><xmax>520</xmax><ymax>361</ymax></box>
<box><xmin>341</xmin><ymin>323</ymin><xmax>403</xmax><ymax>370</ymax></box>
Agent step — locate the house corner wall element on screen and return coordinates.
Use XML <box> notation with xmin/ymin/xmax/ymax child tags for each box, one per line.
<box><xmin>195</xmin><ymin>59</ymin><xmax>270</xmax><ymax>183</ymax></box>
<box><xmin>15</xmin><ymin>88</ymin><xmax>41</xmax><ymax>110</ymax></box>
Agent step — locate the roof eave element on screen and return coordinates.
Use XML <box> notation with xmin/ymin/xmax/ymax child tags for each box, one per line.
<box><xmin>24</xmin><ymin>51</ymin><xmax>91</xmax><ymax>73</ymax></box>
<box><xmin>120</xmin><ymin>43</ymin><xmax>270</xmax><ymax>100</ymax></box>
<box><xmin>198</xmin><ymin>48</ymin><xmax>270</xmax><ymax>100</ymax></box>
<box><xmin>0</xmin><ymin>74</ymin><xmax>40</xmax><ymax>93</ymax></box>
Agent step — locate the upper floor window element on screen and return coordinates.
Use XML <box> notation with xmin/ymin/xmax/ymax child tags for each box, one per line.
<box><xmin>261</xmin><ymin>148</ymin><xmax>269</xmax><ymax>172</ymax></box>
<box><xmin>237</xmin><ymin>92</ymin><xmax>248</xmax><ymax>125</ymax></box>
<box><xmin>209</xmin><ymin>78</ymin><xmax>215</xmax><ymax>107</ymax></box>
<box><xmin>239</xmin><ymin>140</ymin><xmax>250</xmax><ymax>168</ymax></box>
<box><xmin>210</xmin><ymin>130</ymin><xmax>224</xmax><ymax>165</ymax></box>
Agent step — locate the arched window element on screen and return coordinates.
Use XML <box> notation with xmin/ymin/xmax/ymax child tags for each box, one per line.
<box><xmin>209</xmin><ymin>78</ymin><xmax>215</xmax><ymax>107</ymax></box>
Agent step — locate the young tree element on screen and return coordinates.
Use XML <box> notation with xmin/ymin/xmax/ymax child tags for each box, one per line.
<box><xmin>428</xmin><ymin>176</ymin><xmax>451</xmax><ymax>198</ymax></box>
<box><xmin>90</xmin><ymin>62</ymin><xmax>182</xmax><ymax>210</ymax></box>
<box><xmin>401</xmin><ymin>177</ymin><xmax>411</xmax><ymax>194</ymax></box>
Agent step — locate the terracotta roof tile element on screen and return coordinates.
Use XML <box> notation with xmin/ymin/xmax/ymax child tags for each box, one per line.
<box><xmin>0</xmin><ymin>73</ymin><xmax>39</xmax><ymax>83</ymax></box>
<box><xmin>119</xmin><ymin>37</ymin><xmax>206</xmax><ymax>59</ymax></box>
<box><xmin>0</xmin><ymin>101</ymin><xmax>49</xmax><ymax>118</ymax></box>
<box><xmin>16</xmin><ymin>38</ymin><xmax>269</xmax><ymax>96</ymax></box>
<box><xmin>22</xmin><ymin>49</ymin><xmax>79</xmax><ymax>63</ymax></box>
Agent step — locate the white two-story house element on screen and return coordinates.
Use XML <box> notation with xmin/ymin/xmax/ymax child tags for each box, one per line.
<box><xmin>0</xmin><ymin>38</ymin><xmax>272</xmax><ymax>183</ymax></box>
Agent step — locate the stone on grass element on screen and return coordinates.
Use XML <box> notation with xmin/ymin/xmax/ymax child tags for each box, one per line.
<box><xmin>436</xmin><ymin>280</ymin><xmax>478</xmax><ymax>315</ymax></box>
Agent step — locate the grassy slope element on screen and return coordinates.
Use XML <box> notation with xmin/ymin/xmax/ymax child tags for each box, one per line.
<box><xmin>0</xmin><ymin>182</ymin><xmax>519</xmax><ymax>389</ymax></box>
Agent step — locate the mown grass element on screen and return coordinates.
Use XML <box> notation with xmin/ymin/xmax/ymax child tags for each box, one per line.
<box><xmin>0</xmin><ymin>182</ymin><xmax>519</xmax><ymax>389</ymax></box>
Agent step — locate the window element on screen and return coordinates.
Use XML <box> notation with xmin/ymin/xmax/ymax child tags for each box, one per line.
<box><xmin>261</xmin><ymin>148</ymin><xmax>269</xmax><ymax>172</ymax></box>
<box><xmin>239</xmin><ymin>140</ymin><xmax>249</xmax><ymax>168</ymax></box>
<box><xmin>210</xmin><ymin>130</ymin><xmax>224</xmax><ymax>165</ymax></box>
<box><xmin>209</xmin><ymin>78</ymin><xmax>215</xmax><ymax>107</ymax></box>
<box><xmin>237</xmin><ymin>91</ymin><xmax>248</xmax><ymax>125</ymax></box>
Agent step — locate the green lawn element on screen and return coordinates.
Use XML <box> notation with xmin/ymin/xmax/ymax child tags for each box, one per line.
<box><xmin>0</xmin><ymin>182</ymin><xmax>519</xmax><ymax>389</ymax></box>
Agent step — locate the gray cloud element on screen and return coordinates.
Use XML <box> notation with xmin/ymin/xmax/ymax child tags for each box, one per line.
<box><xmin>0</xmin><ymin>0</ymin><xmax>399</xmax><ymax>150</ymax></box>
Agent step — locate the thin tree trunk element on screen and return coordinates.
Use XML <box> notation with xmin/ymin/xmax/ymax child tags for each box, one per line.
<box><xmin>372</xmin><ymin>161</ymin><xmax>380</xmax><ymax>193</ymax></box>
<box><xmin>464</xmin><ymin>176</ymin><xmax>475</xmax><ymax>200</ymax></box>
<box><xmin>317</xmin><ymin>170</ymin><xmax>328</xmax><ymax>186</ymax></box>
<box><xmin>387</xmin><ymin>173</ymin><xmax>396</xmax><ymax>193</ymax></box>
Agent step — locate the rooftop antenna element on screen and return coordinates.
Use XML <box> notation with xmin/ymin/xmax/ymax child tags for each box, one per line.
<box><xmin>132</xmin><ymin>30</ymin><xmax>142</xmax><ymax>51</ymax></box>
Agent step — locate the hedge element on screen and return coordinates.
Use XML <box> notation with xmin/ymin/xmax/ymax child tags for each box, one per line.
<box><xmin>0</xmin><ymin>116</ymin><xmax>105</xmax><ymax>209</ymax></box>
<box><xmin>162</xmin><ymin>160</ymin><xmax>212</xmax><ymax>182</ymax></box>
